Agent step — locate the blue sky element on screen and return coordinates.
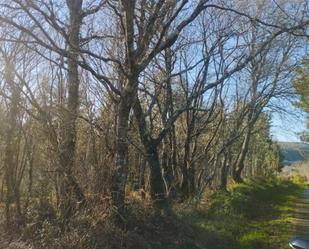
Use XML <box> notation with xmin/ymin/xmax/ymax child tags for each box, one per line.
<box><xmin>271</xmin><ymin>107</ymin><xmax>307</xmax><ymax>142</ymax></box>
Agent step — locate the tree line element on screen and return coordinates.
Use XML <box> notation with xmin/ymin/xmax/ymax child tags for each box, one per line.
<box><xmin>0</xmin><ymin>0</ymin><xmax>308</xmax><ymax>229</ymax></box>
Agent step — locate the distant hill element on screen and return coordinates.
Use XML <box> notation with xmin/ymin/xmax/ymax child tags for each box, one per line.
<box><xmin>279</xmin><ymin>142</ymin><xmax>309</xmax><ymax>165</ymax></box>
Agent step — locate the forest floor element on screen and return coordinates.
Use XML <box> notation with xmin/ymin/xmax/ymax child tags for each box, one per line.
<box><xmin>0</xmin><ymin>226</ymin><xmax>32</xmax><ymax>249</ymax></box>
<box><xmin>0</xmin><ymin>209</ymin><xmax>32</xmax><ymax>249</ymax></box>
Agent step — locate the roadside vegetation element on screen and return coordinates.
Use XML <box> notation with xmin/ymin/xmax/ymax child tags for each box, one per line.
<box><xmin>18</xmin><ymin>176</ymin><xmax>302</xmax><ymax>249</ymax></box>
<box><xmin>178</xmin><ymin>177</ymin><xmax>305</xmax><ymax>249</ymax></box>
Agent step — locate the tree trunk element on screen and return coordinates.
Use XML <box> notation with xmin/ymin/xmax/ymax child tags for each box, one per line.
<box><xmin>133</xmin><ymin>97</ymin><xmax>167</xmax><ymax>207</ymax></box>
<box><xmin>233</xmin><ymin>127</ymin><xmax>251</xmax><ymax>183</ymax></box>
<box><xmin>161</xmin><ymin>137</ymin><xmax>174</xmax><ymax>196</ymax></box>
<box><xmin>24</xmin><ymin>142</ymin><xmax>34</xmax><ymax>214</ymax></box>
<box><xmin>147</xmin><ymin>146</ymin><xmax>167</xmax><ymax>206</ymax></box>
<box><xmin>111</xmin><ymin>91</ymin><xmax>133</xmax><ymax>214</ymax></box>
<box><xmin>3</xmin><ymin>58</ymin><xmax>21</xmax><ymax>227</ymax></box>
<box><xmin>181</xmin><ymin>135</ymin><xmax>190</xmax><ymax>198</ymax></box>
<box><xmin>220</xmin><ymin>153</ymin><xmax>230</xmax><ymax>191</ymax></box>
<box><xmin>181</xmin><ymin>109</ymin><xmax>196</xmax><ymax>198</ymax></box>
<box><xmin>111</xmin><ymin>0</ymin><xmax>137</xmax><ymax>215</ymax></box>
<box><xmin>161</xmin><ymin>48</ymin><xmax>176</xmax><ymax>196</ymax></box>
<box><xmin>138</xmin><ymin>158</ymin><xmax>146</xmax><ymax>199</ymax></box>
<box><xmin>59</xmin><ymin>0</ymin><xmax>85</xmax><ymax>223</ymax></box>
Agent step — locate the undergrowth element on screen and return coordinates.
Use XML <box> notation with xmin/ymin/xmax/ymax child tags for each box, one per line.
<box><xmin>22</xmin><ymin>176</ymin><xmax>303</xmax><ymax>249</ymax></box>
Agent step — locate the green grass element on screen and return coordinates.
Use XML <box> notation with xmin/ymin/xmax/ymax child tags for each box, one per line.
<box><xmin>177</xmin><ymin>177</ymin><xmax>304</xmax><ymax>249</ymax></box>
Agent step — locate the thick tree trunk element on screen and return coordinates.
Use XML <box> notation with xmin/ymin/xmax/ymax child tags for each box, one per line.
<box><xmin>14</xmin><ymin>188</ymin><xmax>22</xmax><ymax>224</ymax></box>
<box><xmin>188</xmin><ymin>166</ymin><xmax>196</xmax><ymax>196</ymax></box>
<box><xmin>59</xmin><ymin>0</ymin><xmax>85</xmax><ymax>223</ymax></box>
<box><xmin>3</xmin><ymin>59</ymin><xmax>21</xmax><ymax>226</ymax></box>
<box><xmin>232</xmin><ymin>128</ymin><xmax>251</xmax><ymax>183</ymax></box>
<box><xmin>111</xmin><ymin>1</ymin><xmax>137</xmax><ymax>215</ymax></box>
<box><xmin>220</xmin><ymin>153</ymin><xmax>230</xmax><ymax>191</ymax></box>
<box><xmin>111</xmin><ymin>95</ymin><xmax>131</xmax><ymax>213</ymax></box>
<box><xmin>133</xmin><ymin>97</ymin><xmax>167</xmax><ymax>207</ymax></box>
<box><xmin>147</xmin><ymin>146</ymin><xmax>167</xmax><ymax>206</ymax></box>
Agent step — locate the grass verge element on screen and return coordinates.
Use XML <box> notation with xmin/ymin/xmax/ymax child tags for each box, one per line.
<box><xmin>177</xmin><ymin>177</ymin><xmax>304</xmax><ymax>249</ymax></box>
